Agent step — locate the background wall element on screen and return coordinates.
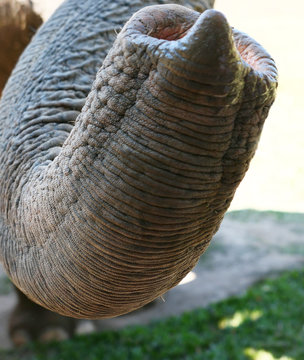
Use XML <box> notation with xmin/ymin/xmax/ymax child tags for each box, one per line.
<box><xmin>215</xmin><ymin>0</ymin><xmax>303</xmax><ymax>212</ymax></box>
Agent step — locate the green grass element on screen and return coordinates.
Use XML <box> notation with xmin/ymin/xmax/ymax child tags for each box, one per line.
<box><xmin>1</xmin><ymin>269</ymin><xmax>304</xmax><ymax>360</ymax></box>
<box><xmin>0</xmin><ymin>276</ymin><xmax>13</xmax><ymax>295</ymax></box>
<box><xmin>226</xmin><ymin>210</ymin><xmax>304</xmax><ymax>225</ymax></box>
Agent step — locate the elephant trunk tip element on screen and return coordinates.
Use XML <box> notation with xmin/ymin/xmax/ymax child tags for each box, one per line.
<box><xmin>121</xmin><ymin>5</ymin><xmax>243</xmax><ymax>93</ymax></box>
<box><xmin>176</xmin><ymin>9</ymin><xmax>236</xmax><ymax>67</ymax></box>
<box><xmin>121</xmin><ymin>4</ymin><xmax>277</xmax><ymax>91</ymax></box>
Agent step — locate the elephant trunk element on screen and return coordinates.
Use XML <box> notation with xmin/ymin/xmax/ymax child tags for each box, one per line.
<box><xmin>0</xmin><ymin>5</ymin><xmax>277</xmax><ymax>318</ymax></box>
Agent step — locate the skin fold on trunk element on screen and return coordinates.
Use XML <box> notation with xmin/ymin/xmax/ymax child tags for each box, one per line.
<box><xmin>0</xmin><ymin>1</ymin><xmax>277</xmax><ymax>318</ymax></box>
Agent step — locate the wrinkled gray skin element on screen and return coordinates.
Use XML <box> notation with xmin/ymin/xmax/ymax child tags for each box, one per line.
<box><xmin>1</xmin><ymin>0</ymin><xmax>216</xmax><ymax>345</ymax></box>
<box><xmin>0</xmin><ymin>0</ymin><xmax>277</xmax><ymax>345</ymax></box>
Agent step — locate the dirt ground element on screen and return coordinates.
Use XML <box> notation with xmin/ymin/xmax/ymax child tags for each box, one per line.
<box><xmin>1</xmin><ymin>211</ymin><xmax>303</xmax><ymax>349</ymax></box>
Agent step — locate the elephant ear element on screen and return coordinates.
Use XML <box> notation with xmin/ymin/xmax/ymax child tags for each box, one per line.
<box><xmin>0</xmin><ymin>4</ymin><xmax>277</xmax><ymax>318</ymax></box>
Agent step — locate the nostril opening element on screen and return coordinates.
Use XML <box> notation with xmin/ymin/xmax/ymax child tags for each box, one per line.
<box><xmin>232</xmin><ymin>29</ymin><xmax>278</xmax><ymax>81</ymax></box>
<box><xmin>148</xmin><ymin>24</ymin><xmax>192</xmax><ymax>41</ymax></box>
<box><xmin>237</xmin><ymin>42</ymin><xmax>262</xmax><ymax>71</ymax></box>
<box><xmin>126</xmin><ymin>5</ymin><xmax>200</xmax><ymax>42</ymax></box>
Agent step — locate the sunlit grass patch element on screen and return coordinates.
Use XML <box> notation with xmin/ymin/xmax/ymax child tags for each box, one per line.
<box><xmin>244</xmin><ymin>348</ymin><xmax>294</xmax><ymax>360</ymax></box>
<box><xmin>219</xmin><ymin>309</ymin><xmax>263</xmax><ymax>329</ymax></box>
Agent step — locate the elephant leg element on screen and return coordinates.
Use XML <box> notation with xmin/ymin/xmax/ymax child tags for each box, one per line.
<box><xmin>9</xmin><ymin>286</ymin><xmax>76</xmax><ymax>346</ymax></box>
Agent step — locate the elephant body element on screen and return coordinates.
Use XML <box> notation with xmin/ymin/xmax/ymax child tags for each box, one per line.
<box><xmin>0</xmin><ymin>0</ymin><xmax>277</xmax><ymax>338</ymax></box>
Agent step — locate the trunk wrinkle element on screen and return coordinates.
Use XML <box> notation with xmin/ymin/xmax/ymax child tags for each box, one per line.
<box><xmin>0</xmin><ymin>2</ymin><xmax>277</xmax><ymax>318</ymax></box>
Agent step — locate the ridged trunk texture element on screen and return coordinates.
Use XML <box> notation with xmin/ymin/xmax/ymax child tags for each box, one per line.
<box><xmin>0</xmin><ymin>1</ymin><xmax>277</xmax><ymax>318</ymax></box>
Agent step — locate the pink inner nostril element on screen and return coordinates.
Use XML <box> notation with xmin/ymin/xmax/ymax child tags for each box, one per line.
<box><xmin>128</xmin><ymin>5</ymin><xmax>200</xmax><ymax>42</ymax></box>
<box><xmin>237</xmin><ymin>43</ymin><xmax>261</xmax><ymax>70</ymax></box>
<box><xmin>149</xmin><ymin>25</ymin><xmax>192</xmax><ymax>40</ymax></box>
<box><xmin>233</xmin><ymin>29</ymin><xmax>277</xmax><ymax>79</ymax></box>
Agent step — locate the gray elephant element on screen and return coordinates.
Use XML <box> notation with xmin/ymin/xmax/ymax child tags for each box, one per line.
<box><xmin>0</xmin><ymin>0</ymin><xmax>277</xmax><ymax>346</ymax></box>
